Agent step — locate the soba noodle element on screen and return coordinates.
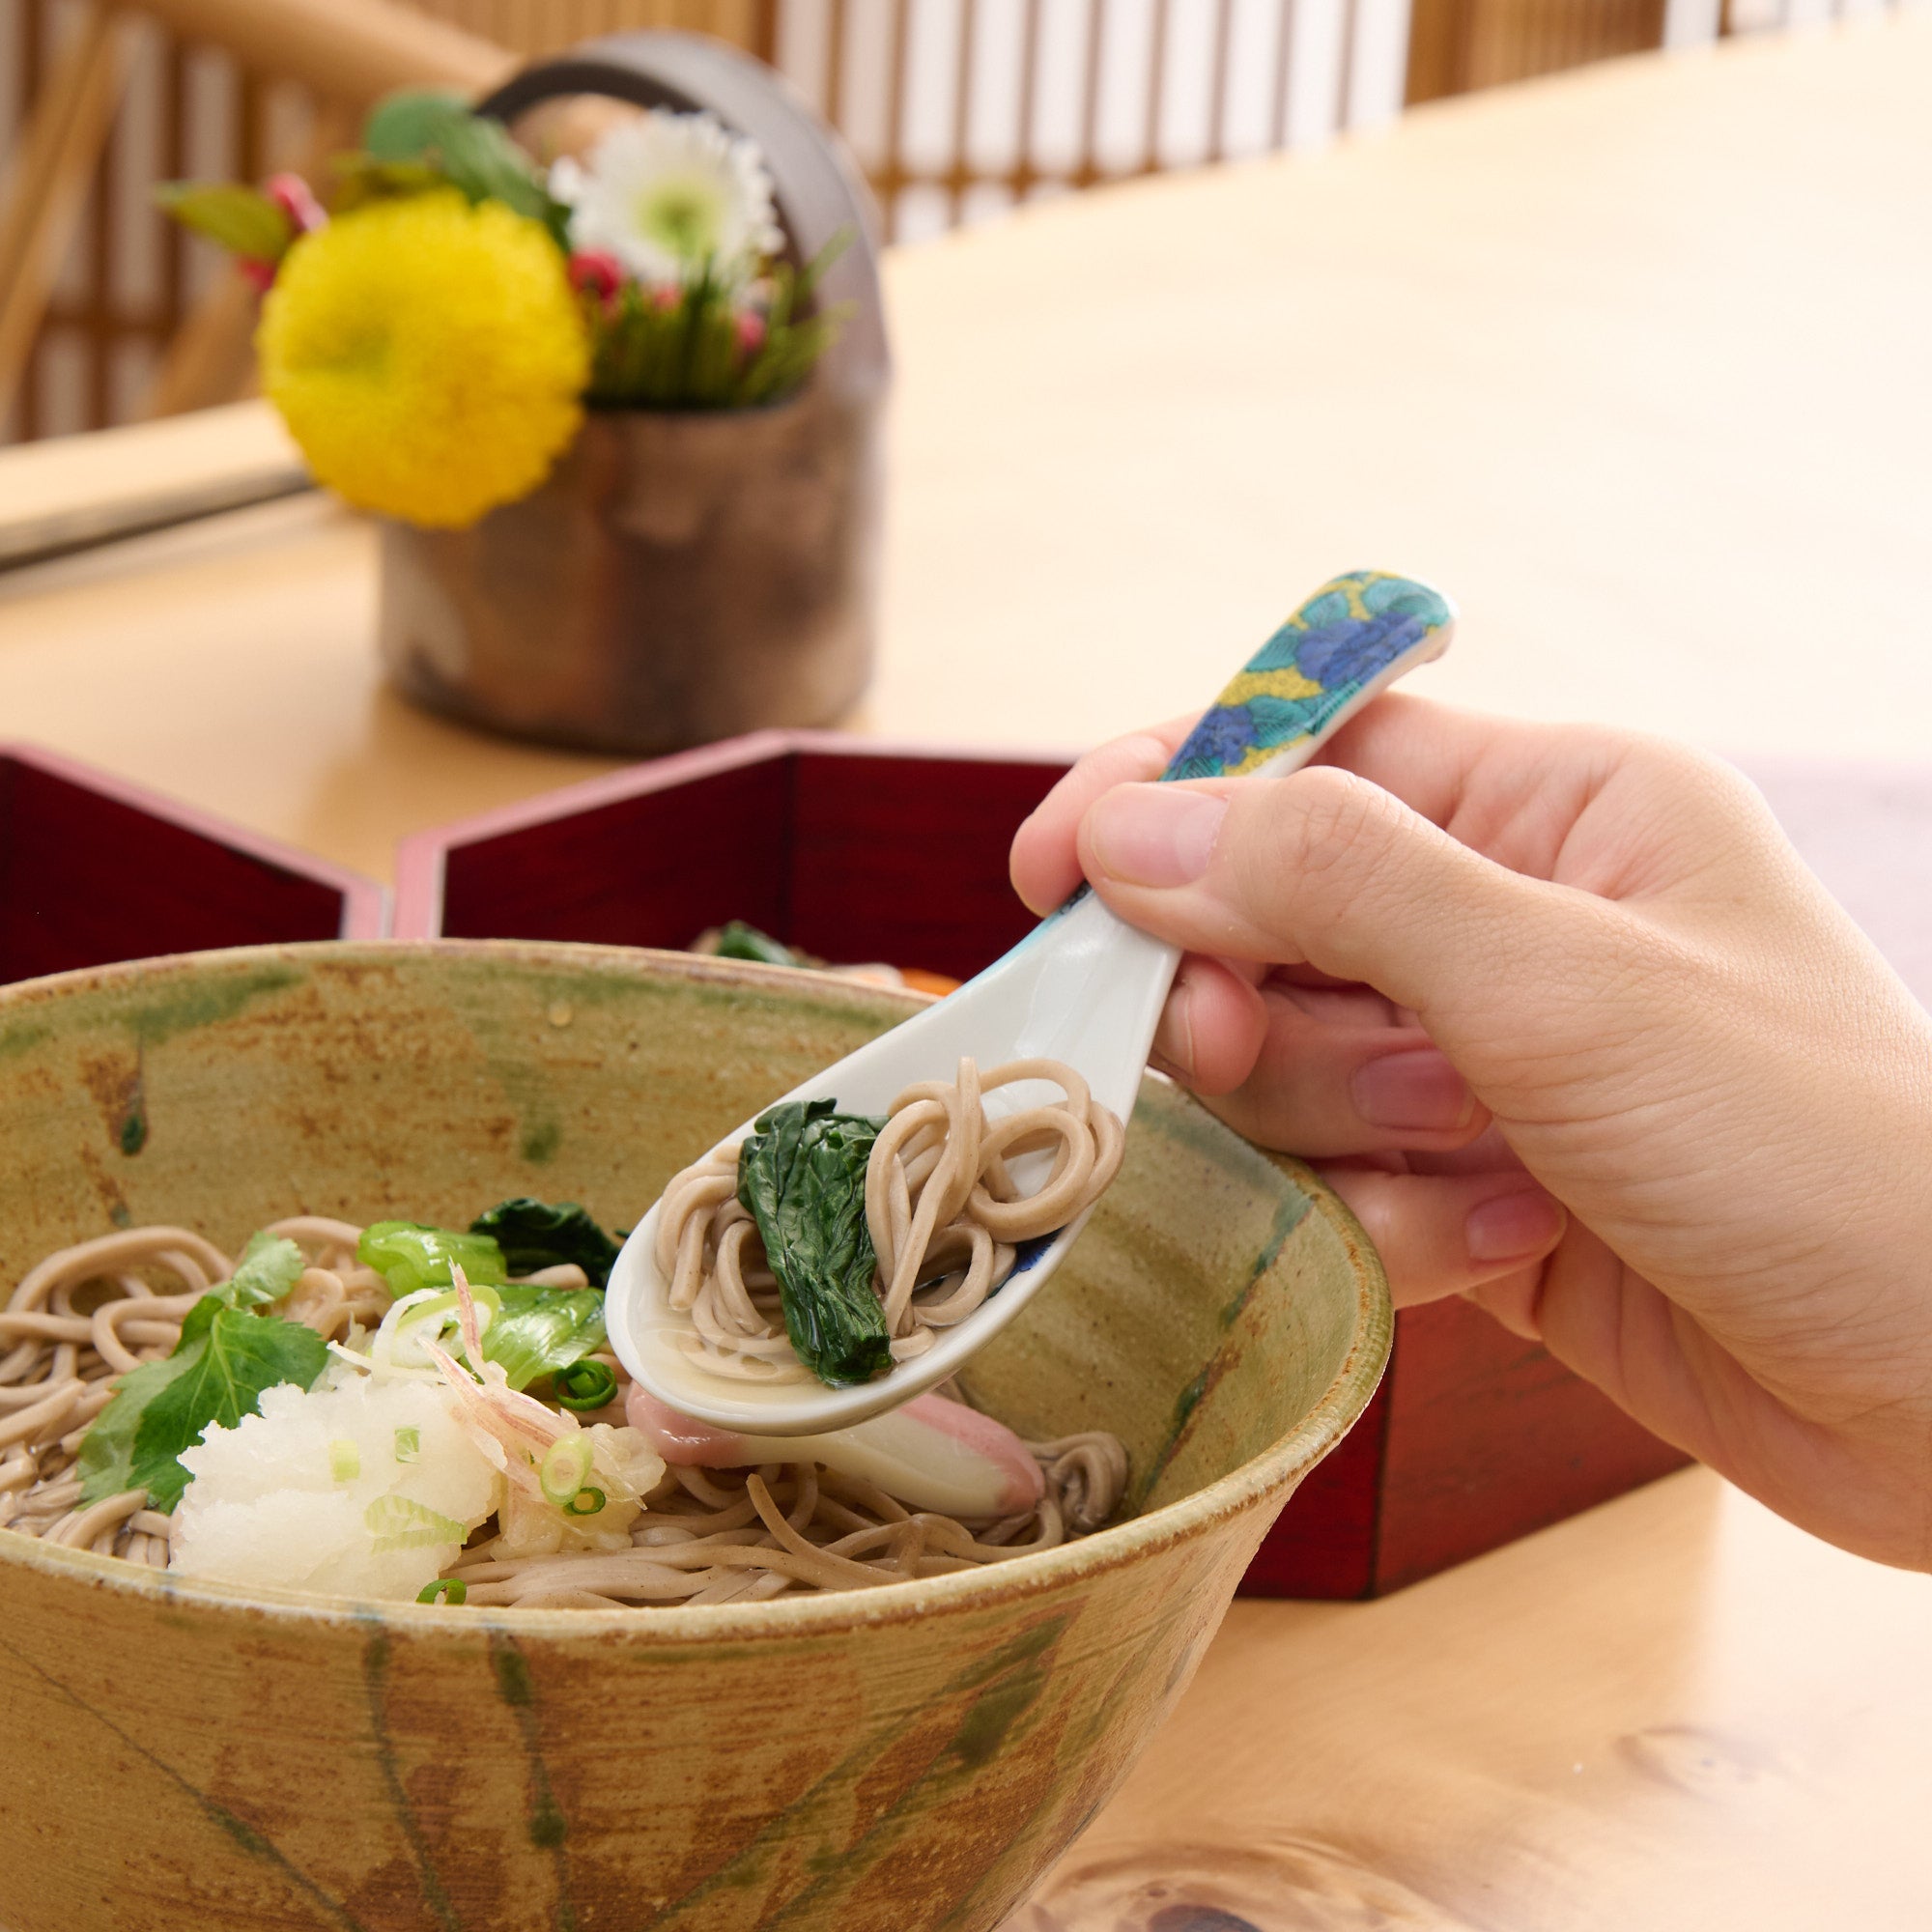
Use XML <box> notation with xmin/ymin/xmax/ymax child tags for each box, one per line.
<box><xmin>659</xmin><ymin>1056</ymin><xmax>1125</xmax><ymax>1383</ymax></box>
<box><xmin>0</xmin><ymin>1210</ymin><xmax>1128</xmax><ymax>1605</ymax></box>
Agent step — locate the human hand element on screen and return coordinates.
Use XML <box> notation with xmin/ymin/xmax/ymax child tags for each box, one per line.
<box><xmin>1010</xmin><ymin>694</ymin><xmax>1932</xmax><ymax>1570</ymax></box>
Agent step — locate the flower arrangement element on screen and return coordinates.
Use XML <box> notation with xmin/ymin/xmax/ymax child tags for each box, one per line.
<box><xmin>162</xmin><ymin>91</ymin><xmax>849</xmax><ymax>529</ymax></box>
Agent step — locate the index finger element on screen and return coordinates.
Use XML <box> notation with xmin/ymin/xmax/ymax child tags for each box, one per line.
<box><xmin>1009</xmin><ymin>693</ymin><xmax>1506</xmax><ymax>915</ymax></box>
<box><xmin>1009</xmin><ymin>715</ymin><xmax>1199</xmax><ymax>914</ymax></box>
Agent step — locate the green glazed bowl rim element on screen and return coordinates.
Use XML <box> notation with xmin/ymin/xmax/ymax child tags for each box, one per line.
<box><xmin>0</xmin><ymin>940</ymin><xmax>1394</xmax><ymax>1644</ymax></box>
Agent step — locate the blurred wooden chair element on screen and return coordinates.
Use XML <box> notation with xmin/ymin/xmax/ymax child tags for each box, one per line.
<box><xmin>0</xmin><ymin>0</ymin><xmax>524</xmax><ymax>438</ymax></box>
<box><xmin>0</xmin><ymin>0</ymin><xmax>1408</xmax><ymax>440</ymax></box>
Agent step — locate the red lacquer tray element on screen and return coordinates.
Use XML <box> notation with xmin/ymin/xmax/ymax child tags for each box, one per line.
<box><xmin>0</xmin><ymin>744</ymin><xmax>386</xmax><ymax>985</ymax></box>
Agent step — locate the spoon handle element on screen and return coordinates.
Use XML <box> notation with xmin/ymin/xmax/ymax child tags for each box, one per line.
<box><xmin>1158</xmin><ymin>569</ymin><xmax>1455</xmax><ymax>783</ymax></box>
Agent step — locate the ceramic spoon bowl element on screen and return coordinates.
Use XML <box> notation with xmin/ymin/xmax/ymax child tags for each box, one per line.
<box><xmin>608</xmin><ymin>568</ymin><xmax>1455</xmax><ymax>1433</ymax></box>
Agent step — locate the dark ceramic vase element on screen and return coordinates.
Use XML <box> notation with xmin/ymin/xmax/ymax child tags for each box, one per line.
<box><xmin>376</xmin><ymin>30</ymin><xmax>890</xmax><ymax>757</ymax></box>
<box><xmin>378</xmin><ymin>385</ymin><xmax>883</xmax><ymax>756</ymax></box>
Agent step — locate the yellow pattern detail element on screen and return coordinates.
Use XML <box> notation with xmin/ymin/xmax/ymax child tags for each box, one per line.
<box><xmin>1217</xmin><ymin>667</ymin><xmax>1322</xmax><ymax>707</ymax></box>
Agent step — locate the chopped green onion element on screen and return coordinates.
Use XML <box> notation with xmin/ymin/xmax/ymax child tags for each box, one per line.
<box><xmin>365</xmin><ymin>1494</ymin><xmax>467</xmax><ymax>1551</ymax></box>
<box><xmin>416</xmin><ymin>1578</ymin><xmax>468</xmax><ymax>1605</ymax></box>
<box><xmin>394</xmin><ymin>1282</ymin><xmax>502</xmax><ymax>1336</ymax></box>
<box><xmin>538</xmin><ymin>1435</ymin><xmax>593</xmax><ymax>1508</ymax></box>
<box><xmin>328</xmin><ymin>1439</ymin><xmax>360</xmax><ymax>1483</ymax></box>
<box><xmin>565</xmin><ymin>1486</ymin><xmax>607</xmax><ymax>1518</ymax></box>
<box><xmin>554</xmin><ymin>1359</ymin><xmax>618</xmax><ymax>1411</ymax></box>
<box><xmin>393</xmin><ymin>1426</ymin><xmax>421</xmax><ymax>1463</ymax></box>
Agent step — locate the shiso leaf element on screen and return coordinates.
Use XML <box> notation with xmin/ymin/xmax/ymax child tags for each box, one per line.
<box><xmin>74</xmin><ymin>1350</ymin><xmax>191</xmax><ymax>1504</ymax></box>
<box><xmin>737</xmin><ymin>1099</ymin><xmax>892</xmax><ymax>1387</ymax></box>
<box><xmin>78</xmin><ymin>1296</ymin><xmax>328</xmax><ymax>1512</ymax></box>
<box><xmin>222</xmin><ymin>1231</ymin><xmax>305</xmax><ymax>1309</ymax></box>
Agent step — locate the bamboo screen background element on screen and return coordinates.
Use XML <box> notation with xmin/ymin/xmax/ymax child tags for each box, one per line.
<box><xmin>0</xmin><ymin>0</ymin><xmax>1867</xmax><ymax>441</ymax></box>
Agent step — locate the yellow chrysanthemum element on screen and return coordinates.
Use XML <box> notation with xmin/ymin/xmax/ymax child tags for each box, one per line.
<box><xmin>259</xmin><ymin>191</ymin><xmax>588</xmax><ymax>528</ymax></box>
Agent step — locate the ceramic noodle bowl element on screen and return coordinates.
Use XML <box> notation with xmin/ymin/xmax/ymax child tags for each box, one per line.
<box><xmin>0</xmin><ymin>944</ymin><xmax>1389</xmax><ymax>1932</ymax></box>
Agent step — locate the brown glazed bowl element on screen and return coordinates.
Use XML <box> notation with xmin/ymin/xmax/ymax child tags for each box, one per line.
<box><xmin>0</xmin><ymin>943</ymin><xmax>1389</xmax><ymax>1932</ymax></box>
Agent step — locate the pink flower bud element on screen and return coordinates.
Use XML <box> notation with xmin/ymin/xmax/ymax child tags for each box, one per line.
<box><xmin>651</xmin><ymin>284</ymin><xmax>683</xmax><ymax>314</ymax></box>
<box><xmin>734</xmin><ymin>311</ymin><xmax>767</xmax><ymax>356</ymax></box>
<box><xmin>264</xmin><ymin>172</ymin><xmax>325</xmax><ymax>236</ymax></box>
<box><xmin>567</xmin><ymin>249</ymin><xmax>624</xmax><ymax>302</ymax></box>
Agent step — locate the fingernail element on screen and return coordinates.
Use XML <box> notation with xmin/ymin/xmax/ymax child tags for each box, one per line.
<box><xmin>1351</xmin><ymin>1047</ymin><xmax>1476</xmax><ymax>1133</ymax></box>
<box><xmin>1088</xmin><ymin>785</ymin><xmax>1227</xmax><ymax>888</ymax></box>
<box><xmin>1466</xmin><ymin>1187</ymin><xmax>1567</xmax><ymax>1264</ymax></box>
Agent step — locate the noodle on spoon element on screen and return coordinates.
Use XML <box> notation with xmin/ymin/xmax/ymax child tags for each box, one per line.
<box><xmin>656</xmin><ymin>1056</ymin><xmax>1124</xmax><ymax>1385</ymax></box>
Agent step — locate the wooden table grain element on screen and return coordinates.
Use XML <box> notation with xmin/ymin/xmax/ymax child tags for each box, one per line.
<box><xmin>1014</xmin><ymin>1468</ymin><xmax>1932</xmax><ymax>1929</ymax></box>
<box><xmin>0</xmin><ymin>18</ymin><xmax>1928</xmax><ymax>1928</ymax></box>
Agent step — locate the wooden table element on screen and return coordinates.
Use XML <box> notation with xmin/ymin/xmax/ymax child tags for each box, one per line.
<box><xmin>2</xmin><ymin>17</ymin><xmax>1928</xmax><ymax>1928</ymax></box>
<box><xmin>1015</xmin><ymin>1472</ymin><xmax>1932</xmax><ymax>1929</ymax></box>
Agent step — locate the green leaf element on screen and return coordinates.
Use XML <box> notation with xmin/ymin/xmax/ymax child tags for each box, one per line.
<box><xmin>711</xmin><ymin>921</ymin><xmax>799</xmax><ymax>967</ymax></box>
<box><xmin>737</xmin><ymin>1099</ymin><xmax>891</xmax><ymax>1387</ymax></box>
<box><xmin>433</xmin><ymin>114</ymin><xmax>561</xmax><ymax>230</ymax></box>
<box><xmin>582</xmin><ymin>246</ymin><xmax>852</xmax><ymax>410</ymax></box>
<box><xmin>791</xmin><ymin>227</ymin><xmax>853</xmax><ymax>308</ymax></box>
<box><xmin>357</xmin><ymin>1222</ymin><xmax>507</xmax><ymax>1299</ymax></box>
<box><xmin>360</xmin><ymin>88</ymin><xmax>472</xmax><ymax>161</ymax></box>
<box><xmin>329</xmin><ymin>152</ymin><xmax>443</xmax><ymax>213</ymax></box>
<box><xmin>469</xmin><ymin>1198</ymin><xmax>621</xmax><ymax>1287</ymax></box>
<box><xmin>482</xmin><ymin>1283</ymin><xmax>608</xmax><ymax>1391</ymax></box>
<box><xmin>75</xmin><ymin>1350</ymin><xmax>194</xmax><ymax>1503</ymax></box>
<box><xmin>155</xmin><ymin>181</ymin><xmax>294</xmax><ymax>262</ymax></box>
<box><xmin>223</xmin><ymin>1231</ymin><xmax>305</xmax><ymax>1309</ymax></box>
<box><xmin>358</xmin><ymin>90</ymin><xmax>562</xmax><ymax>237</ymax></box>
<box><xmin>79</xmin><ymin>1297</ymin><xmax>328</xmax><ymax>1512</ymax></box>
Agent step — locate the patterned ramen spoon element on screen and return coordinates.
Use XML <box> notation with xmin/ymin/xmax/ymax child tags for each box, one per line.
<box><xmin>607</xmin><ymin>569</ymin><xmax>1456</xmax><ymax>1433</ymax></box>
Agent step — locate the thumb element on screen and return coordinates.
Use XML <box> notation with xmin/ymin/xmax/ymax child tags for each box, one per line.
<box><xmin>1077</xmin><ymin>769</ymin><xmax>1585</xmax><ymax>1026</ymax></box>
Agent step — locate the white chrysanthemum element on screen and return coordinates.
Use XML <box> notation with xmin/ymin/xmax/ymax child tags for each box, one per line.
<box><xmin>552</xmin><ymin>109</ymin><xmax>782</xmax><ymax>287</ymax></box>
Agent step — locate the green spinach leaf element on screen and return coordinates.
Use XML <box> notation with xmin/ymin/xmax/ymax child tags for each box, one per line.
<box><xmin>712</xmin><ymin>922</ymin><xmax>800</xmax><ymax>967</ymax></box>
<box><xmin>737</xmin><ymin>1099</ymin><xmax>891</xmax><ymax>1387</ymax></box>
<box><xmin>469</xmin><ymin>1198</ymin><xmax>621</xmax><ymax>1288</ymax></box>
<box><xmin>77</xmin><ymin>1297</ymin><xmax>328</xmax><ymax>1511</ymax></box>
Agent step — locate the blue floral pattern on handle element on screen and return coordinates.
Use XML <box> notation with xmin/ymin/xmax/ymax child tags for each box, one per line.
<box><xmin>1162</xmin><ymin>570</ymin><xmax>1455</xmax><ymax>782</ymax></box>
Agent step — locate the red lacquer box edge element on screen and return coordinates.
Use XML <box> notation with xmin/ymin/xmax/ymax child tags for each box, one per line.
<box><xmin>0</xmin><ymin>740</ymin><xmax>390</xmax><ymax>941</ymax></box>
<box><xmin>392</xmin><ymin>728</ymin><xmax>1078</xmax><ymax>940</ymax></box>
